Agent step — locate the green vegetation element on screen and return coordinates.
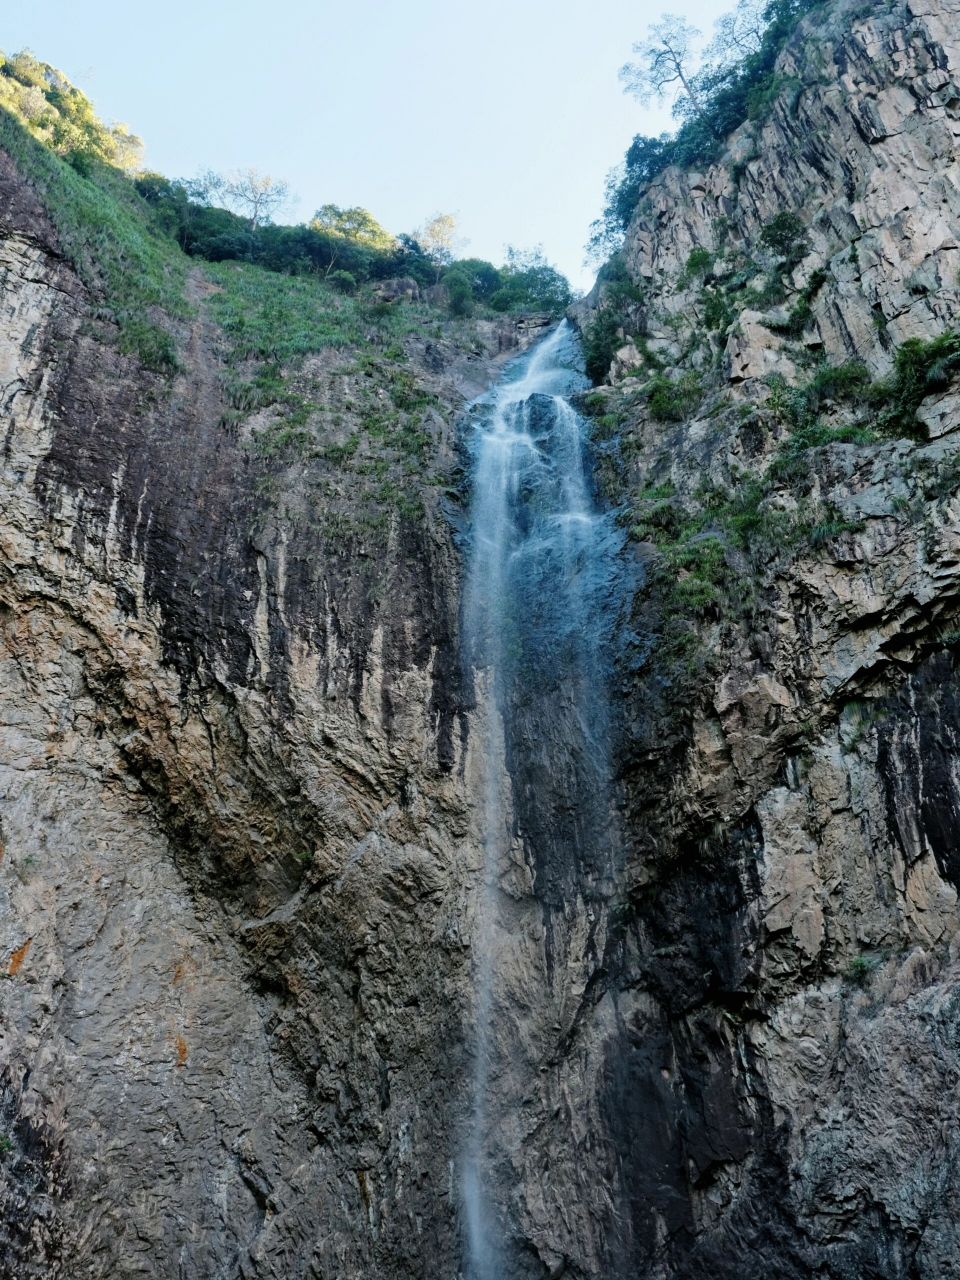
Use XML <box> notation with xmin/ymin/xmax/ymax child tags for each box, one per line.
<box><xmin>625</xmin><ymin>461</ymin><xmax>863</xmax><ymax>639</ymax></box>
<box><xmin>0</xmin><ymin>48</ymin><xmax>143</xmax><ymax>172</ymax></box>
<box><xmin>845</xmin><ymin>952</ymin><xmax>882</xmax><ymax>986</ymax></box>
<box><xmin>205</xmin><ymin>262</ymin><xmax>365</xmax><ymax>363</ymax></box>
<box><xmin>0</xmin><ymin>47</ymin><xmax>573</xmax><ymax>388</ymax></box>
<box><xmin>702</xmin><ymin>289</ymin><xmax>735</xmax><ymax>334</ymax></box>
<box><xmin>647</xmin><ymin>372</ymin><xmax>703</xmax><ymax>422</ymax></box>
<box><xmin>628</xmin><ymin>474</ymin><xmax>792</xmax><ymax>619</ymax></box>
<box><xmin>868</xmin><ymin>330</ymin><xmax>960</xmax><ymax>440</ymax></box>
<box><xmin>444</xmin><ymin>269</ymin><xmax>474</xmax><ymax>316</ymax></box>
<box><xmin>765</xmin><ymin>332</ymin><xmax>960</xmax><ymax>445</ymax></box>
<box><xmin>328</xmin><ymin>269</ymin><xmax>357</xmax><ymax>295</ymax></box>
<box><xmin>583</xmin><ymin>311</ymin><xmax>624</xmax><ymax>384</ymax></box>
<box><xmin>581</xmin><ymin>347</ymin><xmax>895</xmax><ymax>665</ymax></box>
<box><xmin>581</xmin><ymin>256</ymin><xmax>650</xmax><ymax>384</ymax></box>
<box><xmin>764</xmin><ymin>267</ymin><xmax>827</xmax><ymax>337</ymax></box>
<box><xmin>760</xmin><ymin>211</ymin><xmax>808</xmax><ymax>260</ymax></box>
<box><xmin>485</xmin><ymin>247</ymin><xmax>573</xmax><ymax>315</ymax></box>
<box><xmin>684</xmin><ymin>246</ymin><xmax>715</xmax><ymax>279</ymax></box>
<box><xmin>135</xmin><ymin>179</ymin><xmax>573</xmax><ymax>315</ymax></box>
<box><xmin>0</xmin><ymin>54</ymin><xmax>185</xmax><ymax>370</ymax></box>
<box><xmin>440</xmin><ymin>251</ymin><xmax>574</xmax><ymax>319</ymax></box>
<box><xmin>206</xmin><ymin>261</ymin><xmax>445</xmax><ymax>488</ymax></box>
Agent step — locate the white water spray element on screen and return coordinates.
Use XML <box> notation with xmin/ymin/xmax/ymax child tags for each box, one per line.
<box><xmin>461</xmin><ymin>322</ymin><xmax>621</xmax><ymax>1278</ymax></box>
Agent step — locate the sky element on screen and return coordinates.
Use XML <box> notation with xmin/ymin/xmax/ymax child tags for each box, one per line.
<box><xmin>5</xmin><ymin>0</ymin><xmax>731</xmax><ymax>292</ymax></box>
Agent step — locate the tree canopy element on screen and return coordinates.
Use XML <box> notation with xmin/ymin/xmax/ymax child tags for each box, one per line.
<box><xmin>310</xmin><ymin>204</ymin><xmax>395</xmax><ymax>250</ymax></box>
<box><xmin>620</xmin><ymin>15</ymin><xmax>706</xmax><ymax>118</ymax></box>
<box><xmin>0</xmin><ymin>47</ymin><xmax>143</xmax><ymax>175</ymax></box>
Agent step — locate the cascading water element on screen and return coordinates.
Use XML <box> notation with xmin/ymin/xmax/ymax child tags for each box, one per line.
<box><xmin>460</xmin><ymin>321</ymin><xmax>624</xmax><ymax>1278</ymax></box>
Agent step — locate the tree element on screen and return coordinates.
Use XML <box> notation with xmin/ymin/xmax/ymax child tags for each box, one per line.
<box><xmin>444</xmin><ymin>269</ymin><xmax>473</xmax><ymax>316</ymax></box>
<box><xmin>181</xmin><ymin>168</ymin><xmax>227</xmax><ymax>206</ymax></box>
<box><xmin>416</xmin><ymin>213</ymin><xmax>459</xmax><ymax>280</ymax></box>
<box><xmin>760</xmin><ymin>211</ymin><xmax>808</xmax><ymax>260</ymax></box>
<box><xmin>587</xmin><ymin>135</ymin><xmax>672</xmax><ymax>259</ymax></box>
<box><xmin>490</xmin><ymin>247</ymin><xmax>572</xmax><ymax>316</ymax></box>
<box><xmin>619</xmin><ymin>15</ymin><xmax>706</xmax><ymax>121</ymax></box>
<box><xmin>222</xmin><ymin>168</ymin><xmax>290</xmax><ymax>229</ymax></box>
<box><xmin>309</xmin><ymin>204</ymin><xmax>395</xmax><ymax>251</ymax></box>
<box><xmin>308</xmin><ymin>204</ymin><xmax>395</xmax><ymax>277</ymax></box>
<box><xmin>448</xmin><ymin>258</ymin><xmax>503</xmax><ymax>302</ymax></box>
<box><xmin>108</xmin><ymin>123</ymin><xmax>144</xmax><ymax>172</ymax></box>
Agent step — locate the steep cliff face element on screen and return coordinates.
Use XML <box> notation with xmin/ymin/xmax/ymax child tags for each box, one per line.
<box><xmin>0</xmin><ymin>153</ymin><xmax>555</xmax><ymax>1277</ymax></box>
<box><xmin>574</xmin><ymin>0</ymin><xmax>960</xmax><ymax>1275</ymax></box>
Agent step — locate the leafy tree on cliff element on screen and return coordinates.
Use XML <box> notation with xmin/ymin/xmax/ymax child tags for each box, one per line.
<box><xmin>706</xmin><ymin>0</ymin><xmax>767</xmax><ymax>67</ymax></box>
<box><xmin>309</xmin><ymin>204</ymin><xmax>396</xmax><ymax>276</ymax></box>
<box><xmin>490</xmin><ymin>247</ymin><xmax>572</xmax><ymax>316</ymax></box>
<box><xmin>0</xmin><ymin>48</ymin><xmax>143</xmax><ymax>173</ymax></box>
<box><xmin>448</xmin><ymin>258</ymin><xmax>503</xmax><ymax>302</ymax></box>
<box><xmin>309</xmin><ymin>204</ymin><xmax>395</xmax><ymax>250</ymax></box>
<box><xmin>593</xmin><ymin>0</ymin><xmax>824</xmax><ymax>253</ymax></box>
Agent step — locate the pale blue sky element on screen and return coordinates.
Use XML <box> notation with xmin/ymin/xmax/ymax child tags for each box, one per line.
<box><xmin>6</xmin><ymin>0</ymin><xmax>730</xmax><ymax>290</ymax></box>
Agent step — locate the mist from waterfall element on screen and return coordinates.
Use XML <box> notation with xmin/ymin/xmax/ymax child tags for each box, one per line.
<box><xmin>460</xmin><ymin>321</ymin><xmax>623</xmax><ymax>1279</ymax></box>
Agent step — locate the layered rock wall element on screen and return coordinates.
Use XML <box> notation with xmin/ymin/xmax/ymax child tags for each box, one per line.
<box><xmin>571</xmin><ymin>0</ymin><xmax>960</xmax><ymax>1274</ymax></box>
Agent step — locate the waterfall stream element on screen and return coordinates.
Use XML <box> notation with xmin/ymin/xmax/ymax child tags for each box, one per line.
<box><xmin>460</xmin><ymin>321</ymin><xmax>623</xmax><ymax>1278</ymax></box>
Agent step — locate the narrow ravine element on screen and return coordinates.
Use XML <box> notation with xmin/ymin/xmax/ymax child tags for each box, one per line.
<box><xmin>460</xmin><ymin>321</ymin><xmax>624</xmax><ymax>1277</ymax></box>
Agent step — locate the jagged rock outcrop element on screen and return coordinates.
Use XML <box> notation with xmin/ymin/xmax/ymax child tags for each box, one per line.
<box><xmin>618</xmin><ymin>0</ymin><xmax>960</xmax><ymax>379</ymax></box>
<box><xmin>567</xmin><ymin>0</ymin><xmax>960</xmax><ymax>1275</ymax></box>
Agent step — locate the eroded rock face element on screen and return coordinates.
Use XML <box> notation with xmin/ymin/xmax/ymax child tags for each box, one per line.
<box><xmin>559</xmin><ymin>0</ymin><xmax>960</xmax><ymax>1275</ymax></box>
<box><xmin>0</xmin><ymin>165</ymin><xmax>505</xmax><ymax>1278</ymax></box>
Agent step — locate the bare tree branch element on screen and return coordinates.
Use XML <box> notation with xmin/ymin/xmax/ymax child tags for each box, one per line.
<box><xmin>619</xmin><ymin>14</ymin><xmax>705</xmax><ymax>120</ymax></box>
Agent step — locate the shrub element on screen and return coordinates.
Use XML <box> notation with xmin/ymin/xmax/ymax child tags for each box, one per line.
<box><xmin>868</xmin><ymin>330</ymin><xmax>960</xmax><ymax>439</ymax></box>
<box><xmin>761</xmin><ymin>212</ymin><xmax>809</xmax><ymax>262</ymax></box>
<box><xmin>807</xmin><ymin>517</ymin><xmax>862</xmax><ymax>548</ymax></box>
<box><xmin>117</xmin><ymin>317</ymin><xmax>179</xmax><ymax>373</ymax></box>
<box><xmin>703</xmin><ymin>289</ymin><xmax>734</xmax><ymax>333</ymax></box>
<box><xmin>583</xmin><ymin>310</ymin><xmax>622</xmax><ymax>384</ymax></box>
<box><xmin>684</xmin><ymin>246</ymin><xmax>715</xmax><ymax>279</ymax></box>
<box><xmin>328</xmin><ymin>269</ymin><xmax>357</xmax><ymax>295</ymax></box>
<box><xmin>647</xmin><ymin>372</ymin><xmax>702</xmax><ymax>422</ymax></box>
<box><xmin>845</xmin><ymin>953</ymin><xmax>879</xmax><ymax>986</ymax></box>
<box><xmin>443</xmin><ymin>269</ymin><xmax>473</xmax><ymax>316</ymax></box>
<box><xmin>807</xmin><ymin>360</ymin><xmax>871</xmax><ymax>407</ymax></box>
<box><xmin>449</xmin><ymin>257</ymin><xmax>502</xmax><ymax>301</ymax></box>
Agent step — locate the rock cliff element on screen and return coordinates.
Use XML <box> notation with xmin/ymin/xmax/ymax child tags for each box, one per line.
<box><xmin>4</xmin><ymin>1</ymin><xmax>960</xmax><ymax>1277</ymax></box>
<box><xmin>0</xmin><ymin>153</ymin><xmax>550</xmax><ymax>1276</ymax></box>
<box><xmin>576</xmin><ymin>0</ymin><xmax>960</xmax><ymax>1274</ymax></box>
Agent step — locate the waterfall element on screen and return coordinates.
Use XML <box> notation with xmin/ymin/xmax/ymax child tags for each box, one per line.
<box><xmin>460</xmin><ymin>321</ymin><xmax>622</xmax><ymax>1278</ymax></box>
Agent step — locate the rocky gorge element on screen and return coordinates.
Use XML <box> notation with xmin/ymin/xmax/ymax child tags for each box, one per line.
<box><xmin>4</xmin><ymin>0</ymin><xmax>960</xmax><ymax>1276</ymax></box>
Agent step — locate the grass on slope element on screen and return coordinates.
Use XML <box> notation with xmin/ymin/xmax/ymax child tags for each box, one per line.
<box><xmin>0</xmin><ymin>106</ymin><xmax>186</xmax><ymax>371</ymax></box>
